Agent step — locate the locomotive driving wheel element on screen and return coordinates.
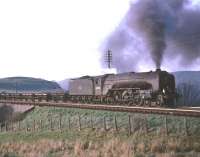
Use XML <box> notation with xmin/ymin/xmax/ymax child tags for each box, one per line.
<box><xmin>134</xmin><ymin>98</ymin><xmax>140</xmax><ymax>106</ymax></box>
<box><xmin>156</xmin><ymin>95</ymin><xmax>164</xmax><ymax>106</ymax></box>
<box><xmin>122</xmin><ymin>89</ymin><xmax>133</xmax><ymax>100</ymax></box>
<box><xmin>112</xmin><ymin>91</ymin><xmax>122</xmax><ymax>104</ymax></box>
<box><xmin>114</xmin><ymin>93</ymin><xmax>121</xmax><ymax>101</ymax></box>
<box><xmin>144</xmin><ymin>99</ymin><xmax>151</xmax><ymax>106</ymax></box>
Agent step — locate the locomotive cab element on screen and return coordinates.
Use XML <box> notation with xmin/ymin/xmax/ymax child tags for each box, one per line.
<box><xmin>157</xmin><ymin>70</ymin><xmax>175</xmax><ymax>106</ymax></box>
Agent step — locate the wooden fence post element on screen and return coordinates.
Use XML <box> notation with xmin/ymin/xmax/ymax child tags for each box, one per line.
<box><xmin>18</xmin><ymin>121</ymin><xmax>21</xmax><ymax>131</ymax></box>
<box><xmin>128</xmin><ymin>115</ymin><xmax>132</xmax><ymax>135</ymax></box>
<box><xmin>50</xmin><ymin>115</ymin><xmax>53</xmax><ymax>131</ymax></box>
<box><xmin>184</xmin><ymin>117</ymin><xmax>188</xmax><ymax>136</ymax></box>
<box><xmin>90</xmin><ymin>115</ymin><xmax>93</xmax><ymax>129</ymax></box>
<box><xmin>144</xmin><ymin>115</ymin><xmax>148</xmax><ymax>134</ymax></box>
<box><xmin>26</xmin><ymin>122</ymin><xmax>29</xmax><ymax>132</ymax></box>
<box><xmin>78</xmin><ymin>114</ymin><xmax>81</xmax><ymax>131</ymax></box>
<box><xmin>59</xmin><ymin>113</ymin><xmax>62</xmax><ymax>131</ymax></box>
<box><xmin>164</xmin><ymin>116</ymin><xmax>168</xmax><ymax>136</ymax></box>
<box><xmin>103</xmin><ymin>116</ymin><xmax>107</xmax><ymax>131</ymax></box>
<box><xmin>68</xmin><ymin>117</ymin><xmax>71</xmax><ymax>130</ymax></box>
<box><xmin>33</xmin><ymin>120</ymin><xmax>36</xmax><ymax>132</ymax></box>
<box><xmin>0</xmin><ymin>123</ymin><xmax>1</xmax><ymax>132</ymax></box>
<box><xmin>5</xmin><ymin>122</ymin><xmax>8</xmax><ymax>132</ymax></box>
<box><xmin>9</xmin><ymin>122</ymin><xmax>11</xmax><ymax>132</ymax></box>
<box><xmin>40</xmin><ymin>120</ymin><xmax>43</xmax><ymax>131</ymax></box>
<box><xmin>114</xmin><ymin>116</ymin><xmax>118</xmax><ymax>132</ymax></box>
<box><xmin>11</xmin><ymin>121</ymin><xmax>14</xmax><ymax>131</ymax></box>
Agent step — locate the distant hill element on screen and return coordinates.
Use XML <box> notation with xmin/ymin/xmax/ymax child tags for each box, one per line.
<box><xmin>172</xmin><ymin>71</ymin><xmax>200</xmax><ymax>106</ymax></box>
<box><xmin>57</xmin><ymin>79</ymin><xmax>69</xmax><ymax>91</ymax></box>
<box><xmin>0</xmin><ymin>77</ymin><xmax>63</xmax><ymax>93</ymax></box>
<box><xmin>172</xmin><ymin>71</ymin><xmax>200</xmax><ymax>86</ymax></box>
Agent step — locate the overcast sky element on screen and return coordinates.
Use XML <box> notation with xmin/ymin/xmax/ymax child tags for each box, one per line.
<box><xmin>0</xmin><ymin>0</ymin><xmax>200</xmax><ymax>81</ymax></box>
<box><xmin>0</xmin><ymin>0</ymin><xmax>130</xmax><ymax>80</ymax></box>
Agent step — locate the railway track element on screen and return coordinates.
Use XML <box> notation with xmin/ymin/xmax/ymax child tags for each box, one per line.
<box><xmin>1</xmin><ymin>100</ymin><xmax>200</xmax><ymax>117</ymax></box>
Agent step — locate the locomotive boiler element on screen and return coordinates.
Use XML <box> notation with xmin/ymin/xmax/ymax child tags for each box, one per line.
<box><xmin>68</xmin><ymin>69</ymin><xmax>175</xmax><ymax>107</ymax></box>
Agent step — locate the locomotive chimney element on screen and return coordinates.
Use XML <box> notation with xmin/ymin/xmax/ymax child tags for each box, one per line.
<box><xmin>156</xmin><ymin>68</ymin><xmax>161</xmax><ymax>72</ymax></box>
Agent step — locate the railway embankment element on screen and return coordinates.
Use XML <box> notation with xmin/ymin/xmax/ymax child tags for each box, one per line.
<box><xmin>0</xmin><ymin>103</ymin><xmax>34</xmax><ymax>123</ymax></box>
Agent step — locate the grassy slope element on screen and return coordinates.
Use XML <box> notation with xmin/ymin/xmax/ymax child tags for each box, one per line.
<box><xmin>172</xmin><ymin>71</ymin><xmax>200</xmax><ymax>106</ymax></box>
<box><xmin>0</xmin><ymin>107</ymin><xmax>200</xmax><ymax>157</ymax></box>
<box><xmin>23</xmin><ymin>106</ymin><xmax>200</xmax><ymax>133</ymax></box>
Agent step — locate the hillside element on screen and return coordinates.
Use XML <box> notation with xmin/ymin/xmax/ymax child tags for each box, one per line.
<box><xmin>172</xmin><ymin>71</ymin><xmax>200</xmax><ymax>106</ymax></box>
<box><xmin>0</xmin><ymin>77</ymin><xmax>63</xmax><ymax>93</ymax></box>
<box><xmin>57</xmin><ymin>79</ymin><xmax>69</xmax><ymax>91</ymax></box>
<box><xmin>172</xmin><ymin>71</ymin><xmax>200</xmax><ymax>86</ymax></box>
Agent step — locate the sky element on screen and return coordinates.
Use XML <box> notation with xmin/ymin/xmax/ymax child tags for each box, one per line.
<box><xmin>0</xmin><ymin>0</ymin><xmax>200</xmax><ymax>81</ymax></box>
<box><xmin>0</xmin><ymin>0</ymin><xmax>130</xmax><ymax>80</ymax></box>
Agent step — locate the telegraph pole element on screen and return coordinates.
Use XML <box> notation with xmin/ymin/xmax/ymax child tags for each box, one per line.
<box><xmin>15</xmin><ymin>82</ymin><xmax>18</xmax><ymax>94</ymax></box>
<box><xmin>15</xmin><ymin>81</ymin><xmax>18</xmax><ymax>101</ymax></box>
<box><xmin>105</xmin><ymin>49</ymin><xmax>112</xmax><ymax>69</ymax></box>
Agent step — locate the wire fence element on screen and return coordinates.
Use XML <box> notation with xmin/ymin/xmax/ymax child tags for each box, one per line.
<box><xmin>0</xmin><ymin>112</ymin><xmax>200</xmax><ymax>136</ymax></box>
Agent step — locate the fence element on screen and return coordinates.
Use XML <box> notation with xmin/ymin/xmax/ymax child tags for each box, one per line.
<box><xmin>0</xmin><ymin>112</ymin><xmax>200</xmax><ymax>136</ymax></box>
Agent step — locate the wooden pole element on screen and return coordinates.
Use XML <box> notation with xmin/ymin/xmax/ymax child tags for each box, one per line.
<box><xmin>18</xmin><ymin>121</ymin><xmax>21</xmax><ymax>131</ymax></box>
<box><xmin>144</xmin><ymin>115</ymin><xmax>148</xmax><ymax>134</ymax></box>
<box><xmin>33</xmin><ymin>120</ymin><xmax>36</xmax><ymax>132</ymax></box>
<box><xmin>50</xmin><ymin>115</ymin><xmax>53</xmax><ymax>131</ymax></box>
<box><xmin>5</xmin><ymin>122</ymin><xmax>8</xmax><ymax>132</ymax></box>
<box><xmin>184</xmin><ymin>117</ymin><xmax>188</xmax><ymax>136</ymax></box>
<box><xmin>0</xmin><ymin>123</ymin><xmax>2</xmax><ymax>132</ymax></box>
<box><xmin>114</xmin><ymin>116</ymin><xmax>118</xmax><ymax>132</ymax></box>
<box><xmin>90</xmin><ymin>115</ymin><xmax>93</xmax><ymax>129</ymax></box>
<box><xmin>128</xmin><ymin>115</ymin><xmax>131</xmax><ymax>135</ymax></box>
<box><xmin>59</xmin><ymin>113</ymin><xmax>62</xmax><ymax>130</ymax></box>
<box><xmin>164</xmin><ymin>116</ymin><xmax>168</xmax><ymax>136</ymax></box>
<box><xmin>26</xmin><ymin>122</ymin><xmax>29</xmax><ymax>132</ymax></box>
<box><xmin>10</xmin><ymin>121</ymin><xmax>13</xmax><ymax>132</ymax></box>
<box><xmin>103</xmin><ymin>116</ymin><xmax>107</xmax><ymax>131</ymax></box>
<box><xmin>78</xmin><ymin>114</ymin><xmax>81</xmax><ymax>131</ymax></box>
<box><xmin>39</xmin><ymin>120</ymin><xmax>42</xmax><ymax>131</ymax></box>
<box><xmin>68</xmin><ymin>117</ymin><xmax>71</xmax><ymax>130</ymax></box>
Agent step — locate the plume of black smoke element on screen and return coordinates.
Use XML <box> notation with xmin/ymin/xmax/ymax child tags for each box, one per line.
<box><xmin>101</xmin><ymin>28</ymin><xmax>142</xmax><ymax>72</ymax></box>
<box><xmin>127</xmin><ymin>0</ymin><xmax>167</xmax><ymax>68</ymax></box>
<box><xmin>169</xmin><ymin>9</ymin><xmax>200</xmax><ymax>65</ymax></box>
<box><xmin>101</xmin><ymin>0</ymin><xmax>200</xmax><ymax>72</ymax></box>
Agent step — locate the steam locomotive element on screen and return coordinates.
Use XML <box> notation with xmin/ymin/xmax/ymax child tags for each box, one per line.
<box><xmin>68</xmin><ymin>69</ymin><xmax>175</xmax><ymax>107</ymax></box>
<box><xmin>0</xmin><ymin>69</ymin><xmax>175</xmax><ymax>107</ymax></box>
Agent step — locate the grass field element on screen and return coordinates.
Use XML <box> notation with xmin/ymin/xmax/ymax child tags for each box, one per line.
<box><xmin>0</xmin><ymin>130</ymin><xmax>200</xmax><ymax>157</ymax></box>
<box><xmin>0</xmin><ymin>106</ymin><xmax>200</xmax><ymax>157</ymax></box>
<box><xmin>21</xmin><ymin>106</ymin><xmax>200</xmax><ymax>135</ymax></box>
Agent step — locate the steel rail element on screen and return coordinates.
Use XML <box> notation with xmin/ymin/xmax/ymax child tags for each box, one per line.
<box><xmin>0</xmin><ymin>100</ymin><xmax>200</xmax><ymax>117</ymax></box>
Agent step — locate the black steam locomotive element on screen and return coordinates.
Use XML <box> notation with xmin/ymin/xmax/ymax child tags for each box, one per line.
<box><xmin>68</xmin><ymin>69</ymin><xmax>175</xmax><ymax>107</ymax></box>
<box><xmin>0</xmin><ymin>69</ymin><xmax>175</xmax><ymax>107</ymax></box>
